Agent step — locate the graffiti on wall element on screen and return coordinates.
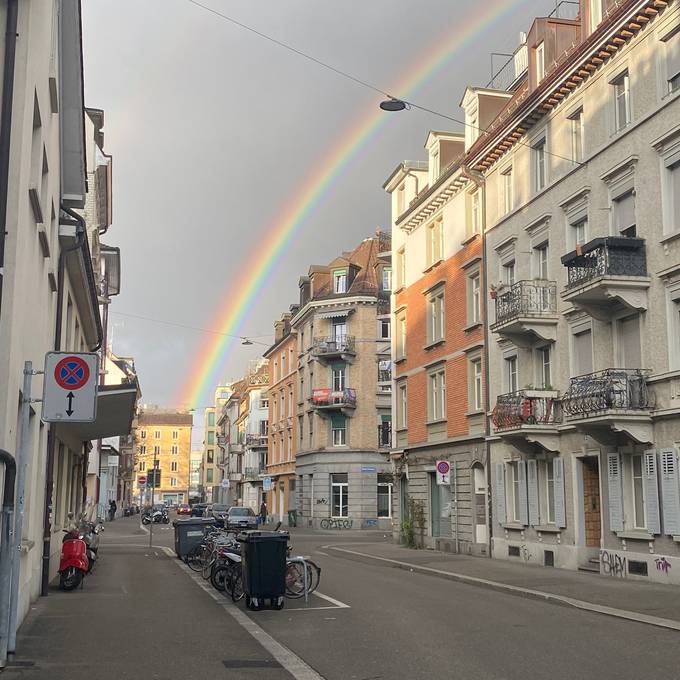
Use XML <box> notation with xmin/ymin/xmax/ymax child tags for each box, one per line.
<box><xmin>655</xmin><ymin>556</ymin><xmax>672</xmax><ymax>574</ymax></box>
<box><xmin>316</xmin><ymin>498</ymin><xmax>328</xmax><ymax>505</ymax></box>
<box><xmin>520</xmin><ymin>544</ymin><xmax>532</xmax><ymax>562</ymax></box>
<box><xmin>320</xmin><ymin>518</ymin><xmax>353</xmax><ymax>529</ymax></box>
<box><xmin>601</xmin><ymin>550</ymin><xmax>626</xmax><ymax>578</ymax></box>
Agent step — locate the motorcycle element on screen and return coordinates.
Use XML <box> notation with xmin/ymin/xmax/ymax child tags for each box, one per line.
<box><xmin>59</xmin><ymin>528</ymin><xmax>89</xmax><ymax>591</ymax></box>
<box><xmin>79</xmin><ymin>518</ymin><xmax>103</xmax><ymax>573</ymax></box>
<box><xmin>142</xmin><ymin>508</ymin><xmax>169</xmax><ymax>525</ymax></box>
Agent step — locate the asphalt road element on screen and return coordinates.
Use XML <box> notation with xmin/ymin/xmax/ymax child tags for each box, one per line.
<box><xmin>144</xmin><ymin>516</ymin><xmax>680</xmax><ymax>680</ymax></box>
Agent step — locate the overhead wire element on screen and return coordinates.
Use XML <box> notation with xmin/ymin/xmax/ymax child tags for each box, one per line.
<box><xmin>186</xmin><ymin>0</ymin><xmax>584</xmax><ymax>166</ymax></box>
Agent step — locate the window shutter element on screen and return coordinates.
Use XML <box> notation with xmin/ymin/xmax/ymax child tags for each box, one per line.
<box><xmin>607</xmin><ymin>453</ymin><xmax>624</xmax><ymax>532</ymax></box>
<box><xmin>643</xmin><ymin>449</ymin><xmax>661</xmax><ymax>535</ymax></box>
<box><xmin>660</xmin><ymin>447</ymin><xmax>680</xmax><ymax>536</ymax></box>
<box><xmin>527</xmin><ymin>459</ymin><xmax>540</xmax><ymax>526</ymax></box>
<box><xmin>495</xmin><ymin>463</ymin><xmax>506</xmax><ymax>526</ymax></box>
<box><xmin>554</xmin><ymin>457</ymin><xmax>566</xmax><ymax>528</ymax></box>
<box><xmin>518</xmin><ymin>461</ymin><xmax>529</xmax><ymax>526</ymax></box>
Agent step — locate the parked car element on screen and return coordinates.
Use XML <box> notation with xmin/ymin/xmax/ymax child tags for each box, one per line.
<box><xmin>206</xmin><ymin>503</ymin><xmax>229</xmax><ymax>525</ymax></box>
<box><xmin>225</xmin><ymin>506</ymin><xmax>258</xmax><ymax>531</ymax></box>
<box><xmin>190</xmin><ymin>503</ymin><xmax>208</xmax><ymax>517</ymax></box>
<box><xmin>177</xmin><ymin>504</ymin><xmax>191</xmax><ymax>515</ymax></box>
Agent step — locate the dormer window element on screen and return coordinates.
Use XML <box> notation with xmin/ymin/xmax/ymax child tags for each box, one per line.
<box><xmin>535</xmin><ymin>41</ymin><xmax>545</xmax><ymax>83</ymax></box>
<box><xmin>333</xmin><ymin>269</ymin><xmax>347</xmax><ymax>294</ymax></box>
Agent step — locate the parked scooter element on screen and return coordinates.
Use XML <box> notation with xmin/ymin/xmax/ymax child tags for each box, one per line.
<box><xmin>141</xmin><ymin>506</ymin><xmax>169</xmax><ymax>525</ymax></box>
<box><xmin>79</xmin><ymin>518</ymin><xmax>103</xmax><ymax>573</ymax></box>
<box><xmin>59</xmin><ymin>528</ymin><xmax>89</xmax><ymax>590</ymax></box>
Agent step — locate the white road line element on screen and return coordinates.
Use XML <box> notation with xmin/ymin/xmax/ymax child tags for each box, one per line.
<box><xmin>160</xmin><ymin>547</ymin><xmax>325</xmax><ymax>680</ymax></box>
<box><xmin>315</xmin><ymin>551</ymin><xmax>329</xmax><ymax>556</ymax></box>
<box><xmin>311</xmin><ymin>591</ymin><xmax>350</xmax><ymax>609</ymax></box>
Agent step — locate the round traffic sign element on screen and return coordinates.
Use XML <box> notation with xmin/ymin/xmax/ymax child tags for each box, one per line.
<box><xmin>436</xmin><ymin>460</ymin><xmax>450</xmax><ymax>475</ymax></box>
<box><xmin>54</xmin><ymin>356</ymin><xmax>90</xmax><ymax>390</ymax></box>
<box><xmin>138</xmin><ymin>476</ymin><xmax>147</xmax><ymax>485</ymax></box>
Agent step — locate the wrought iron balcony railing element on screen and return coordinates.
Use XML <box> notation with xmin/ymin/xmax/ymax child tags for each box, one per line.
<box><xmin>378</xmin><ymin>369</ymin><xmax>392</xmax><ymax>383</ymax></box>
<box><xmin>311</xmin><ymin>388</ymin><xmax>357</xmax><ymax>408</ymax></box>
<box><xmin>246</xmin><ymin>433</ymin><xmax>268</xmax><ymax>447</ymax></box>
<box><xmin>493</xmin><ymin>279</ymin><xmax>557</xmax><ymax>327</ymax></box>
<box><xmin>312</xmin><ymin>335</ymin><xmax>356</xmax><ymax>356</ymax></box>
<box><xmin>492</xmin><ymin>390</ymin><xmax>562</xmax><ymax>430</ymax></box>
<box><xmin>244</xmin><ymin>467</ymin><xmax>265</xmax><ymax>481</ymax></box>
<box><xmin>378</xmin><ymin>422</ymin><xmax>392</xmax><ymax>448</ymax></box>
<box><xmin>562</xmin><ymin>368</ymin><xmax>652</xmax><ymax>417</ymax></box>
<box><xmin>561</xmin><ymin>236</ymin><xmax>647</xmax><ymax>290</ymax></box>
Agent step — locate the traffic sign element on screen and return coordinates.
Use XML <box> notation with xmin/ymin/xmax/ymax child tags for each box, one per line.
<box><xmin>42</xmin><ymin>352</ymin><xmax>98</xmax><ymax>423</ymax></box>
<box><xmin>147</xmin><ymin>469</ymin><xmax>161</xmax><ymax>488</ymax></box>
<box><xmin>263</xmin><ymin>477</ymin><xmax>272</xmax><ymax>492</ymax></box>
<box><xmin>221</xmin><ymin>479</ymin><xmax>230</xmax><ymax>489</ymax></box>
<box><xmin>138</xmin><ymin>476</ymin><xmax>147</xmax><ymax>486</ymax></box>
<box><xmin>436</xmin><ymin>460</ymin><xmax>450</xmax><ymax>486</ymax></box>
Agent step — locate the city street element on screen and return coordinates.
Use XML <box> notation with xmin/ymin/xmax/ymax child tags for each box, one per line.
<box><xmin>10</xmin><ymin>515</ymin><xmax>680</xmax><ymax>680</ymax></box>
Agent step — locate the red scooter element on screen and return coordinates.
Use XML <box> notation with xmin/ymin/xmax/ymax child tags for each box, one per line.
<box><xmin>59</xmin><ymin>528</ymin><xmax>89</xmax><ymax>591</ymax></box>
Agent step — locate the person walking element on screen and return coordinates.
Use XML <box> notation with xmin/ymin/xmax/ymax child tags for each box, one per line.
<box><xmin>109</xmin><ymin>499</ymin><xmax>117</xmax><ymax>521</ymax></box>
<box><xmin>259</xmin><ymin>500</ymin><xmax>267</xmax><ymax>526</ymax></box>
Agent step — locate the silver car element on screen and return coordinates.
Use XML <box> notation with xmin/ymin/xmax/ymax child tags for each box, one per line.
<box><xmin>226</xmin><ymin>506</ymin><xmax>258</xmax><ymax>531</ymax></box>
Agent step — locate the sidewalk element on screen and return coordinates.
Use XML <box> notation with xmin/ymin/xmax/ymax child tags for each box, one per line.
<box><xmin>6</xmin><ymin>517</ymin><xmax>295</xmax><ymax>679</ymax></box>
<box><xmin>325</xmin><ymin>541</ymin><xmax>680</xmax><ymax>630</ymax></box>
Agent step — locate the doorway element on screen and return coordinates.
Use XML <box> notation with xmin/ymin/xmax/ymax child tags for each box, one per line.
<box><xmin>429</xmin><ymin>473</ymin><xmax>451</xmax><ymax>538</ymax></box>
<box><xmin>473</xmin><ymin>464</ymin><xmax>487</xmax><ymax>544</ymax></box>
<box><xmin>582</xmin><ymin>457</ymin><xmax>601</xmax><ymax>548</ymax></box>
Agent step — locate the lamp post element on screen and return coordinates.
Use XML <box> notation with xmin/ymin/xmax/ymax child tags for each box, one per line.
<box><xmin>148</xmin><ymin>447</ymin><xmax>157</xmax><ymax>549</ymax></box>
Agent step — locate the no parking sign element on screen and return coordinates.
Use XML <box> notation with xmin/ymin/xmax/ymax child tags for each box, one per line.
<box><xmin>436</xmin><ymin>460</ymin><xmax>450</xmax><ymax>486</ymax></box>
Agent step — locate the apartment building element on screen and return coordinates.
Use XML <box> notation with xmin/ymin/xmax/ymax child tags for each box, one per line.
<box><xmin>201</xmin><ymin>384</ymin><xmax>232</xmax><ymax>502</ymax></box>
<box><xmin>263</xmin><ymin>313</ymin><xmax>298</xmax><ymax>523</ymax></box>
<box><xmin>291</xmin><ymin>233</ymin><xmax>392</xmax><ymax>530</ymax></box>
<box><xmin>470</xmin><ymin>0</ymin><xmax>680</xmax><ymax>582</ymax></box>
<box><xmin>385</xmin><ymin>130</ymin><xmax>490</xmax><ymax>553</ymax></box>
<box><xmin>134</xmin><ymin>409</ymin><xmax>192</xmax><ymax>506</ymax></box>
<box><xmin>218</xmin><ymin>379</ymin><xmax>246</xmax><ymax>506</ymax></box>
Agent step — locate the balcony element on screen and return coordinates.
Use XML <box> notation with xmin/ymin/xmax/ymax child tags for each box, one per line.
<box><xmin>378</xmin><ymin>422</ymin><xmax>391</xmax><ymax>449</ymax></box>
<box><xmin>243</xmin><ymin>466</ymin><xmax>265</xmax><ymax>482</ymax></box>
<box><xmin>492</xmin><ymin>390</ymin><xmax>562</xmax><ymax>452</ymax></box>
<box><xmin>562</xmin><ymin>368</ymin><xmax>653</xmax><ymax>444</ymax></box>
<box><xmin>311</xmin><ymin>388</ymin><xmax>357</xmax><ymax>414</ymax></box>
<box><xmin>491</xmin><ymin>280</ymin><xmax>558</xmax><ymax>347</ymax></box>
<box><xmin>246</xmin><ymin>433</ymin><xmax>268</xmax><ymax>448</ymax></box>
<box><xmin>229</xmin><ymin>472</ymin><xmax>243</xmax><ymax>482</ymax></box>
<box><xmin>311</xmin><ymin>336</ymin><xmax>356</xmax><ymax>361</ymax></box>
<box><xmin>560</xmin><ymin>237</ymin><xmax>649</xmax><ymax>320</ymax></box>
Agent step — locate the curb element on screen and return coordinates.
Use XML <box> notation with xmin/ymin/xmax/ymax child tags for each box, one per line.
<box><xmin>325</xmin><ymin>545</ymin><xmax>680</xmax><ymax>632</ymax></box>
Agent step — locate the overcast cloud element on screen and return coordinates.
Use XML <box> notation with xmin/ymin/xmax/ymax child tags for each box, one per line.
<box><xmin>82</xmin><ymin>0</ymin><xmax>556</xmax><ymax>415</ymax></box>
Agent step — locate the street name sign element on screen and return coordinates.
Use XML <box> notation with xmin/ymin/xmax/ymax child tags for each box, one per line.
<box><xmin>436</xmin><ymin>460</ymin><xmax>450</xmax><ymax>485</ymax></box>
<box><xmin>42</xmin><ymin>352</ymin><xmax>98</xmax><ymax>423</ymax></box>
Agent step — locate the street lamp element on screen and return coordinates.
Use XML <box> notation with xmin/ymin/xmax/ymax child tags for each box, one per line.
<box><xmin>380</xmin><ymin>97</ymin><xmax>407</xmax><ymax>112</ymax></box>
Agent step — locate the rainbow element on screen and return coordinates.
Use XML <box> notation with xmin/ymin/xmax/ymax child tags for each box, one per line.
<box><xmin>178</xmin><ymin>0</ymin><xmax>532</xmax><ymax>408</ymax></box>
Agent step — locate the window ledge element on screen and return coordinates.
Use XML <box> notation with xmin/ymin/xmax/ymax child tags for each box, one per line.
<box><xmin>461</xmin><ymin>233</ymin><xmax>481</xmax><ymax>246</ymax></box>
<box><xmin>394</xmin><ymin>286</ymin><xmax>405</xmax><ymax>295</ymax></box>
<box><xmin>660</xmin><ymin>230</ymin><xmax>680</xmax><ymax>246</ymax></box>
<box><xmin>616</xmin><ymin>531</ymin><xmax>654</xmax><ymax>541</ymax></box>
<box><xmin>672</xmin><ymin>535</ymin><xmax>680</xmax><ymax>543</ymax></box>
<box><xmin>423</xmin><ymin>339</ymin><xmax>445</xmax><ymax>351</ymax></box>
<box><xmin>423</xmin><ymin>259</ymin><xmax>444</xmax><ymax>273</ymax></box>
<box><xmin>395</xmin><ymin>427</ymin><xmax>408</xmax><ymax>433</ymax></box>
<box><xmin>534</xmin><ymin>525</ymin><xmax>561</xmax><ymax>534</ymax></box>
<box><xmin>426</xmin><ymin>418</ymin><xmax>447</xmax><ymax>426</ymax></box>
<box><xmin>394</xmin><ymin>356</ymin><xmax>407</xmax><ymax>364</ymax></box>
<box><xmin>465</xmin><ymin>409</ymin><xmax>485</xmax><ymax>417</ymax></box>
<box><xmin>462</xmin><ymin>322</ymin><xmax>482</xmax><ymax>332</ymax></box>
<box><xmin>502</xmin><ymin>523</ymin><xmax>525</xmax><ymax>531</ymax></box>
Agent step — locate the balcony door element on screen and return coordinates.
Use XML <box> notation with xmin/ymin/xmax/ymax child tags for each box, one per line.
<box><xmin>333</xmin><ymin>320</ymin><xmax>347</xmax><ymax>344</ymax></box>
<box><xmin>581</xmin><ymin>457</ymin><xmax>601</xmax><ymax>549</ymax></box>
<box><xmin>616</xmin><ymin>314</ymin><xmax>641</xmax><ymax>368</ymax></box>
<box><xmin>572</xmin><ymin>328</ymin><xmax>593</xmax><ymax>376</ymax></box>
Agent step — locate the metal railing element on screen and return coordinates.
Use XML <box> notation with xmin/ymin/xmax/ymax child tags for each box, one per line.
<box><xmin>312</xmin><ymin>336</ymin><xmax>355</xmax><ymax>356</ymax></box>
<box><xmin>246</xmin><ymin>434</ymin><xmax>268</xmax><ymax>447</ymax></box>
<box><xmin>492</xmin><ymin>390</ymin><xmax>562</xmax><ymax>430</ymax></box>
<box><xmin>378</xmin><ymin>422</ymin><xmax>392</xmax><ymax>448</ymax></box>
<box><xmin>493</xmin><ymin>280</ymin><xmax>557</xmax><ymax>327</ymax></box>
<box><xmin>561</xmin><ymin>236</ymin><xmax>647</xmax><ymax>289</ymax></box>
<box><xmin>243</xmin><ymin>467</ymin><xmax>264</xmax><ymax>481</ymax></box>
<box><xmin>378</xmin><ymin>369</ymin><xmax>392</xmax><ymax>383</ymax></box>
<box><xmin>311</xmin><ymin>388</ymin><xmax>357</xmax><ymax>408</ymax></box>
<box><xmin>562</xmin><ymin>368</ymin><xmax>652</xmax><ymax>417</ymax></box>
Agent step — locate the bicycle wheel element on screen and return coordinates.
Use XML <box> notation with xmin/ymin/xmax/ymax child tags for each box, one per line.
<box><xmin>202</xmin><ymin>554</ymin><xmax>216</xmax><ymax>580</ymax></box>
<box><xmin>284</xmin><ymin>562</ymin><xmax>306</xmax><ymax>599</ymax></box>
<box><xmin>210</xmin><ymin>565</ymin><xmax>229</xmax><ymax>592</ymax></box>
<box><xmin>230</xmin><ymin>570</ymin><xmax>244</xmax><ymax>602</ymax></box>
<box><xmin>186</xmin><ymin>544</ymin><xmax>206</xmax><ymax>572</ymax></box>
<box><xmin>305</xmin><ymin>559</ymin><xmax>322</xmax><ymax>593</ymax></box>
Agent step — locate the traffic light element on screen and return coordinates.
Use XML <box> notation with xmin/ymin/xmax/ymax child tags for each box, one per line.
<box><xmin>147</xmin><ymin>468</ymin><xmax>161</xmax><ymax>488</ymax></box>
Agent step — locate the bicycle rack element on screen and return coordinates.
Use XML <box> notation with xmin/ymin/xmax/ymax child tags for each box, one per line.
<box><xmin>287</xmin><ymin>556</ymin><xmax>311</xmax><ymax>603</ymax></box>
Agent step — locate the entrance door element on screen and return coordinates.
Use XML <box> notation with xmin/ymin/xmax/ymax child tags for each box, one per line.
<box><xmin>429</xmin><ymin>473</ymin><xmax>451</xmax><ymax>538</ymax></box>
<box><xmin>473</xmin><ymin>465</ymin><xmax>487</xmax><ymax>544</ymax></box>
<box><xmin>582</xmin><ymin>457</ymin><xmax>601</xmax><ymax>547</ymax></box>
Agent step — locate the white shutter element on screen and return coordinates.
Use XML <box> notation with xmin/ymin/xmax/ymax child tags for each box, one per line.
<box><xmin>607</xmin><ymin>453</ymin><xmax>624</xmax><ymax>532</ymax></box>
<box><xmin>643</xmin><ymin>449</ymin><xmax>661</xmax><ymax>535</ymax></box>
<box><xmin>495</xmin><ymin>463</ymin><xmax>506</xmax><ymax>526</ymax></box>
<box><xmin>518</xmin><ymin>461</ymin><xmax>529</xmax><ymax>526</ymax></box>
<box><xmin>554</xmin><ymin>457</ymin><xmax>566</xmax><ymax>528</ymax></box>
<box><xmin>527</xmin><ymin>459</ymin><xmax>540</xmax><ymax>526</ymax></box>
<box><xmin>660</xmin><ymin>447</ymin><xmax>680</xmax><ymax>536</ymax></box>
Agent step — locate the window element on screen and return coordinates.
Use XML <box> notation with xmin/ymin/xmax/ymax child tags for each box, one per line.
<box><xmin>377</xmin><ymin>474</ymin><xmax>393</xmax><ymax>518</ymax></box>
<box><xmin>502</xmin><ymin>167</ymin><xmax>513</xmax><ymax>214</ymax></box>
<box><xmin>154</xmin><ymin>430</ymin><xmax>161</xmax><ymax>439</ymax></box>
<box><xmin>432</xmin><ymin>150</ymin><xmax>440</xmax><ymax>180</ymax></box>
<box><xmin>396</xmin><ymin>248</ymin><xmax>406</xmax><ymax>289</ymax></box>
<box><xmin>259</xmin><ymin>420</ymin><xmax>269</xmax><ymax>436</ymax></box>
<box><xmin>379</xmin><ymin>318</ymin><xmax>391</xmax><ymax>340</ymax></box>
<box><xmin>569</xmin><ymin>108</ymin><xmax>584</xmax><ymax>163</ymax></box>
<box><xmin>171</xmin><ymin>445</ymin><xmax>178</xmax><ymax>455</ymax></box>
<box><xmin>378</xmin><ymin>359</ymin><xmax>391</xmax><ymax>386</ymax></box>
<box><xmin>471</xmin><ymin>359</ymin><xmax>483</xmax><ymax>411</ymax></box>
<box><xmin>396</xmin><ymin>312</ymin><xmax>406</xmax><ymax>359</ymax></box>
<box><xmin>260</xmin><ymin>397</ymin><xmax>269</xmax><ymax>409</ymax></box>
<box><xmin>469</xmin><ymin>274</ymin><xmax>481</xmax><ymax>324</ymax></box>
<box><xmin>288</xmin><ymin>387</ymin><xmax>293</xmax><ymax>416</ymax></box>
<box><xmin>207</xmin><ymin>431</ymin><xmax>215</xmax><ymax>445</ymax></box>
<box><xmin>533</xmin><ymin>139</ymin><xmax>547</xmax><ymax>192</ymax></box>
<box><xmin>206</xmin><ymin>468</ymin><xmax>214</xmax><ymax>483</ymax></box>
<box><xmin>171</xmin><ymin>461</ymin><xmax>178</xmax><ymax>472</ymax></box>
<box><xmin>511</xmin><ymin>462</ymin><xmax>522</xmax><ymax>522</ymax></box>
<box><xmin>664</xmin><ymin>29</ymin><xmax>680</xmax><ymax>93</ymax></box>
<box><xmin>505</xmin><ymin>355</ymin><xmax>518</xmax><ymax>393</ymax></box>
<box><xmin>535</xmin><ymin>41</ymin><xmax>545</xmax><ymax>82</ymax></box>
<box><xmin>331</xmin><ymin>473</ymin><xmax>348</xmax><ymax>517</ymax></box>
<box><xmin>298</xmin><ymin>415</ymin><xmax>304</xmax><ymax>445</ymax></box>
<box><xmin>533</xmin><ymin>243</ymin><xmax>549</xmax><ymax>279</ymax></box>
<box><xmin>331</xmin><ymin>416</ymin><xmax>346</xmax><ymax>446</ymax></box>
<box><xmin>207</xmin><ymin>449</ymin><xmax>214</xmax><ymax>464</ymax></box>
<box><xmin>616</xmin><ymin>314</ymin><xmax>642</xmax><ymax>368</ymax></box>
<box><xmin>398</xmin><ymin>382</ymin><xmax>408</xmax><ymax>429</ymax></box>
<box><xmin>546</xmin><ymin>459</ymin><xmax>555</xmax><ymax>524</ymax></box>
<box><xmin>572</xmin><ymin>327</ymin><xmax>593</xmax><ymax>376</ymax></box>
<box><xmin>428</xmin><ymin>368</ymin><xmax>446</xmax><ymax>421</ymax></box>
<box><xmin>333</xmin><ymin>270</ymin><xmax>347</xmax><ymax>294</ymax></box>
<box><xmin>613</xmin><ymin>191</ymin><xmax>636</xmax><ymax>237</ymax></box>
<box><xmin>139</xmin><ymin>461</ymin><xmax>146</xmax><ymax>472</ymax></box>
<box><xmin>571</xmin><ymin>217</ymin><xmax>588</xmax><ymax>248</ymax></box>
<box><xmin>382</xmin><ymin>267</ymin><xmax>392</xmax><ymax>291</ymax></box>
<box><xmin>172</xmin><ymin>430</ymin><xmax>178</xmax><ymax>440</ymax></box>
<box><xmin>140</xmin><ymin>430</ymin><xmax>147</xmax><ymax>439</ymax></box>
<box><xmin>139</xmin><ymin>445</ymin><xmax>146</xmax><ymax>455</ymax></box>
<box><xmin>332</xmin><ymin>320</ymin><xmax>347</xmax><ymax>343</ymax></box>
<box><xmin>502</xmin><ymin>260</ymin><xmax>516</xmax><ymax>286</ymax></box>
<box><xmin>665</xmin><ymin>160</ymin><xmax>680</xmax><ymax>235</ymax></box>
<box><xmin>207</xmin><ymin>412</ymin><xmax>215</xmax><ymax>427</ymax></box>
<box><xmin>471</xmin><ymin>190</ymin><xmax>481</xmax><ymax>235</ymax></box>
<box><xmin>170</xmin><ymin>477</ymin><xmax>177</xmax><ymax>487</ymax></box>
<box><xmin>308</xmin><ymin>413</ymin><xmax>314</xmax><ymax>447</ymax></box>
<box><xmin>397</xmin><ymin>183</ymin><xmax>405</xmax><ymax>215</ymax></box>
<box><xmin>426</xmin><ymin>219</ymin><xmax>443</xmax><ymax>266</ymax></box>
<box><xmin>632</xmin><ymin>454</ymin><xmax>646</xmax><ymax>529</ymax></box>
<box><xmin>153</xmin><ymin>446</ymin><xmax>160</xmax><ymax>456</ymax></box>
<box><xmin>309</xmin><ymin>369</ymin><xmax>314</xmax><ymax>398</ymax></box>
<box><xmin>427</xmin><ymin>288</ymin><xmax>445</xmax><ymax>344</ymax></box>
<box><xmin>538</xmin><ymin>346</ymin><xmax>552</xmax><ymax>388</ymax></box>
<box><xmin>332</xmin><ymin>364</ymin><xmax>346</xmax><ymax>391</ymax></box>
<box><xmin>613</xmin><ymin>72</ymin><xmax>630</xmax><ymax>132</ymax></box>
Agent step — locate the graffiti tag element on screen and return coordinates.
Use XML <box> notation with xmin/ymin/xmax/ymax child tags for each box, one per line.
<box><xmin>520</xmin><ymin>544</ymin><xmax>532</xmax><ymax>562</ymax></box>
<box><xmin>601</xmin><ymin>550</ymin><xmax>626</xmax><ymax>578</ymax></box>
<box><xmin>655</xmin><ymin>556</ymin><xmax>672</xmax><ymax>574</ymax></box>
<box><xmin>315</xmin><ymin>498</ymin><xmax>328</xmax><ymax>505</ymax></box>
<box><xmin>320</xmin><ymin>518</ymin><xmax>353</xmax><ymax>530</ymax></box>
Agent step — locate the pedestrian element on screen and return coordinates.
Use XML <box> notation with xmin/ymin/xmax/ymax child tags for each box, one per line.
<box><xmin>259</xmin><ymin>500</ymin><xmax>267</xmax><ymax>526</ymax></box>
<box><xmin>109</xmin><ymin>499</ymin><xmax>117</xmax><ymax>521</ymax></box>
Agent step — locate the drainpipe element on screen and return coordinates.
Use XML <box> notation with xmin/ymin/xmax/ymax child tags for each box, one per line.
<box><xmin>0</xmin><ymin>0</ymin><xmax>18</xmax><ymax>325</ymax></box>
<box><xmin>0</xmin><ymin>449</ymin><xmax>17</xmax><ymax>667</ymax></box>
<box><xmin>461</xmin><ymin>165</ymin><xmax>493</xmax><ymax>559</ymax></box>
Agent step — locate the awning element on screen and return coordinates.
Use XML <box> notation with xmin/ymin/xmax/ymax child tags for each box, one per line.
<box><xmin>56</xmin><ymin>384</ymin><xmax>138</xmax><ymax>441</ymax></box>
<box><xmin>317</xmin><ymin>308</ymin><xmax>352</xmax><ymax>319</ymax></box>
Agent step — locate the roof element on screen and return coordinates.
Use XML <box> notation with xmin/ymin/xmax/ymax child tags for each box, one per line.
<box><xmin>138</xmin><ymin>411</ymin><xmax>193</xmax><ymax>426</ymax></box>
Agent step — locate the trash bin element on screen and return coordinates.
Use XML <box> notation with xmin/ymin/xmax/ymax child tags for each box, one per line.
<box><xmin>172</xmin><ymin>517</ymin><xmax>216</xmax><ymax>559</ymax></box>
<box><xmin>287</xmin><ymin>509</ymin><xmax>297</xmax><ymax>528</ymax></box>
<box><xmin>238</xmin><ymin>530</ymin><xmax>289</xmax><ymax>610</ymax></box>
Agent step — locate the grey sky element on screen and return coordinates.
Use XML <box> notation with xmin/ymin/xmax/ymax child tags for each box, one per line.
<box><xmin>82</xmin><ymin>0</ymin><xmax>556</xmax><ymax>413</ymax></box>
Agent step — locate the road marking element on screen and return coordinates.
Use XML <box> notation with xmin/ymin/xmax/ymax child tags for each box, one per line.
<box><xmin>315</xmin><ymin>551</ymin><xmax>329</xmax><ymax>556</ymax></box>
<box><xmin>161</xmin><ymin>547</ymin><xmax>325</xmax><ymax>680</ymax></box>
<box><xmin>311</xmin><ymin>591</ymin><xmax>350</xmax><ymax>609</ymax></box>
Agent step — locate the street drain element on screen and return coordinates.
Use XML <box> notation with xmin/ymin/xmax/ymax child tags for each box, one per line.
<box><xmin>223</xmin><ymin>659</ymin><xmax>282</xmax><ymax>669</ymax></box>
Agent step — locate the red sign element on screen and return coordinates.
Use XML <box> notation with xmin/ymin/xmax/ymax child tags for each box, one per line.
<box><xmin>54</xmin><ymin>356</ymin><xmax>90</xmax><ymax>390</ymax></box>
<box><xmin>138</xmin><ymin>476</ymin><xmax>147</xmax><ymax>485</ymax></box>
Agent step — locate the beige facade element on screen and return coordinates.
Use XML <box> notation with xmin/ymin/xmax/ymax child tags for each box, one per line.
<box><xmin>201</xmin><ymin>385</ymin><xmax>232</xmax><ymax>502</ymax></box>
